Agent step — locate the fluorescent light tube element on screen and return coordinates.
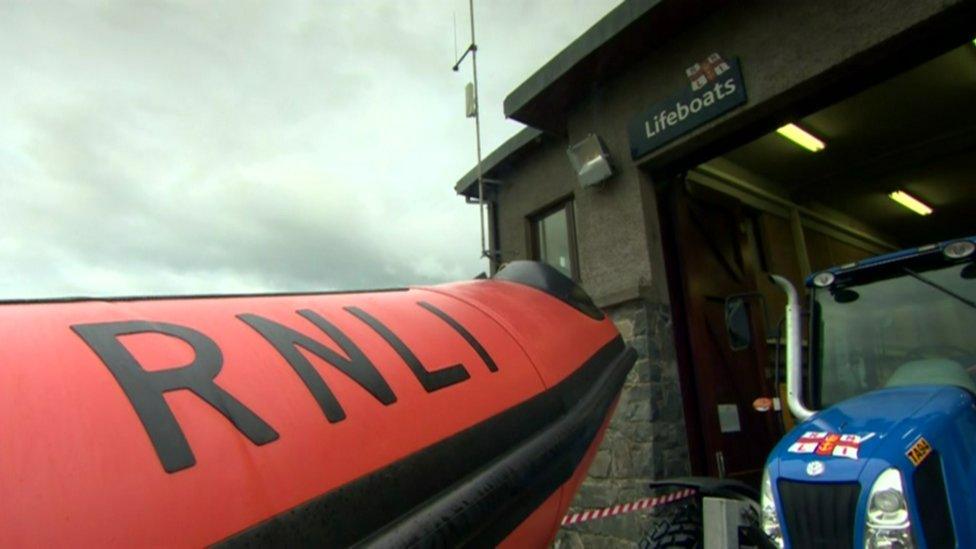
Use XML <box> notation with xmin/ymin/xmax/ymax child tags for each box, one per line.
<box><xmin>776</xmin><ymin>123</ymin><xmax>825</xmax><ymax>152</ymax></box>
<box><xmin>889</xmin><ymin>190</ymin><xmax>933</xmax><ymax>216</ymax></box>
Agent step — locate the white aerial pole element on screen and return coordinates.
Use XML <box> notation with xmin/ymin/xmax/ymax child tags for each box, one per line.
<box><xmin>453</xmin><ymin>0</ymin><xmax>488</xmax><ymax>261</ymax></box>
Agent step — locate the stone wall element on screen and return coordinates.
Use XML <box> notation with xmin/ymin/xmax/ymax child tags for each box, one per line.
<box><xmin>555</xmin><ymin>299</ymin><xmax>691</xmax><ymax>548</ymax></box>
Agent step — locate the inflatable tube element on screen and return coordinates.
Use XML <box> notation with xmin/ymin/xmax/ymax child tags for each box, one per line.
<box><xmin>0</xmin><ymin>261</ymin><xmax>635</xmax><ymax>546</ymax></box>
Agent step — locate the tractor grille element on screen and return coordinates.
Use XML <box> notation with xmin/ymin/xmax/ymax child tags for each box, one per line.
<box><xmin>913</xmin><ymin>452</ymin><xmax>954</xmax><ymax>548</ymax></box>
<box><xmin>778</xmin><ymin>480</ymin><xmax>860</xmax><ymax>549</ymax></box>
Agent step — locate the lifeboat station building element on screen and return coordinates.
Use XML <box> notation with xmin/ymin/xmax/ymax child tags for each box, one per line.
<box><xmin>453</xmin><ymin>0</ymin><xmax>976</xmax><ymax>545</ymax></box>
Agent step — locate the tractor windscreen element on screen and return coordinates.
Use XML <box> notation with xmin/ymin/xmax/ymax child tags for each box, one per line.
<box><xmin>812</xmin><ymin>260</ymin><xmax>976</xmax><ymax>408</ymax></box>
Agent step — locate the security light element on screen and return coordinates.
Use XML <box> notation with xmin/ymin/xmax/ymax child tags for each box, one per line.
<box><xmin>888</xmin><ymin>190</ymin><xmax>933</xmax><ymax>216</ymax></box>
<box><xmin>776</xmin><ymin>123</ymin><xmax>825</xmax><ymax>152</ymax></box>
<box><xmin>567</xmin><ymin>134</ymin><xmax>614</xmax><ymax>188</ymax></box>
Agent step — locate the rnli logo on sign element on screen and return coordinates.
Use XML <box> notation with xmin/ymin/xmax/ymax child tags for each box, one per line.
<box><xmin>788</xmin><ymin>431</ymin><xmax>876</xmax><ymax>460</ymax></box>
<box><xmin>685</xmin><ymin>53</ymin><xmax>731</xmax><ymax>91</ymax></box>
<box><xmin>906</xmin><ymin>436</ymin><xmax>932</xmax><ymax>467</ymax></box>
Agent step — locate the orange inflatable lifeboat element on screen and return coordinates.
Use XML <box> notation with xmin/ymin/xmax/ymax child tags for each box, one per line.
<box><xmin>0</xmin><ymin>261</ymin><xmax>635</xmax><ymax>546</ymax></box>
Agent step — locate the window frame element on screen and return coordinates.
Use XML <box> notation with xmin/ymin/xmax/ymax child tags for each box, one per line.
<box><xmin>528</xmin><ymin>198</ymin><xmax>580</xmax><ymax>281</ymax></box>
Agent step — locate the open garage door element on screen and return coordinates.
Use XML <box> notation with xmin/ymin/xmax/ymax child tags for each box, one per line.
<box><xmin>664</xmin><ymin>39</ymin><xmax>976</xmax><ymax>481</ymax></box>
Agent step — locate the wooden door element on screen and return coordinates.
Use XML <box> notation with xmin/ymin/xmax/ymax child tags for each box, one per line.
<box><xmin>667</xmin><ymin>181</ymin><xmax>779</xmax><ymax>483</ymax></box>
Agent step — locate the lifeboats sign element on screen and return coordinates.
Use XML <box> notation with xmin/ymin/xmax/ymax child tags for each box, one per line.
<box><xmin>627</xmin><ymin>54</ymin><xmax>747</xmax><ymax>159</ymax></box>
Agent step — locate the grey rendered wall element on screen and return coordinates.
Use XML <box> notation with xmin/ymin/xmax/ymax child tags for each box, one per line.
<box><xmin>493</xmin><ymin>136</ymin><xmax>658</xmax><ymax>307</ymax></box>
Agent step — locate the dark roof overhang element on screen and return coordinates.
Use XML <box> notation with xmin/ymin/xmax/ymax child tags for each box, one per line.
<box><xmin>454</xmin><ymin>127</ymin><xmax>545</xmax><ymax>198</ymax></box>
<box><xmin>503</xmin><ymin>0</ymin><xmax>727</xmax><ymax>134</ymax></box>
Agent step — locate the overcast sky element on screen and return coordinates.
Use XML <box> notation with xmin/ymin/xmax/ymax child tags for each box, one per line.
<box><xmin>0</xmin><ymin>0</ymin><xmax>620</xmax><ymax>298</ymax></box>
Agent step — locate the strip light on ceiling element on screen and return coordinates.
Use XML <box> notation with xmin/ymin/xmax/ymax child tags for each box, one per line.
<box><xmin>776</xmin><ymin>123</ymin><xmax>825</xmax><ymax>152</ymax></box>
<box><xmin>889</xmin><ymin>190</ymin><xmax>933</xmax><ymax>216</ymax></box>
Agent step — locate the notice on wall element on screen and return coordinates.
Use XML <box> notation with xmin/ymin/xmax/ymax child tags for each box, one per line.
<box><xmin>627</xmin><ymin>54</ymin><xmax>747</xmax><ymax>159</ymax></box>
<box><xmin>717</xmin><ymin>403</ymin><xmax>741</xmax><ymax>433</ymax></box>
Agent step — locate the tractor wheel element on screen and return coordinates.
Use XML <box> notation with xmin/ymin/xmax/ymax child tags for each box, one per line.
<box><xmin>638</xmin><ymin>498</ymin><xmax>701</xmax><ymax>549</ymax></box>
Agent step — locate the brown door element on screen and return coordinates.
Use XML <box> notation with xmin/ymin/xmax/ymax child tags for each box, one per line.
<box><xmin>666</xmin><ymin>181</ymin><xmax>779</xmax><ymax>484</ymax></box>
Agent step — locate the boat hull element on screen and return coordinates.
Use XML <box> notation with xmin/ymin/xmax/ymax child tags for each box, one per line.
<box><xmin>0</xmin><ymin>265</ymin><xmax>633</xmax><ymax>546</ymax></box>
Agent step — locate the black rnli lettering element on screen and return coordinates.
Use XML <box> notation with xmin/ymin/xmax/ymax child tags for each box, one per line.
<box><xmin>345</xmin><ymin>306</ymin><xmax>469</xmax><ymax>392</ymax></box>
<box><xmin>238</xmin><ymin>310</ymin><xmax>397</xmax><ymax>422</ymax></box>
<box><xmin>417</xmin><ymin>301</ymin><xmax>498</xmax><ymax>373</ymax></box>
<box><xmin>71</xmin><ymin>321</ymin><xmax>279</xmax><ymax>474</ymax></box>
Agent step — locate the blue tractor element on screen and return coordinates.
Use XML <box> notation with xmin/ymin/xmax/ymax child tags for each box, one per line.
<box><xmin>760</xmin><ymin>236</ymin><xmax>976</xmax><ymax>548</ymax></box>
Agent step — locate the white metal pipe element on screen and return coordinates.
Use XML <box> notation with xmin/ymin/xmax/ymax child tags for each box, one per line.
<box><xmin>770</xmin><ymin>274</ymin><xmax>814</xmax><ymax>420</ymax></box>
<box><xmin>468</xmin><ymin>0</ymin><xmax>487</xmax><ymax>259</ymax></box>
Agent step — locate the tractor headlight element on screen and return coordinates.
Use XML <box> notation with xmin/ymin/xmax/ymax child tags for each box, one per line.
<box><xmin>865</xmin><ymin>468</ymin><xmax>915</xmax><ymax>548</ymax></box>
<box><xmin>761</xmin><ymin>468</ymin><xmax>784</xmax><ymax>548</ymax></box>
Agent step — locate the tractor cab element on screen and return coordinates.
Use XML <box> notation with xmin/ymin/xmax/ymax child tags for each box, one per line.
<box><xmin>812</xmin><ymin>240</ymin><xmax>976</xmax><ymax>409</ymax></box>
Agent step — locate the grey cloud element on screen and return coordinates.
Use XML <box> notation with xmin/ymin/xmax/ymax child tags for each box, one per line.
<box><xmin>0</xmin><ymin>0</ymin><xmax>621</xmax><ymax>299</ymax></box>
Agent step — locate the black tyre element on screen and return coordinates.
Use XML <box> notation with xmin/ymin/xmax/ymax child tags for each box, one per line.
<box><xmin>638</xmin><ymin>498</ymin><xmax>701</xmax><ymax>549</ymax></box>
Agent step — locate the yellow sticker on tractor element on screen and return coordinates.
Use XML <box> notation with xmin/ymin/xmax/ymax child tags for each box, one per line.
<box><xmin>906</xmin><ymin>436</ymin><xmax>932</xmax><ymax>467</ymax></box>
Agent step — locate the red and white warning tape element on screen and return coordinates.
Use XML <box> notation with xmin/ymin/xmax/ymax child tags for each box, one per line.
<box><xmin>561</xmin><ymin>488</ymin><xmax>697</xmax><ymax>526</ymax></box>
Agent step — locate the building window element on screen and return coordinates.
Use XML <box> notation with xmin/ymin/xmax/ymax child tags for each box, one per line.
<box><xmin>530</xmin><ymin>200</ymin><xmax>579</xmax><ymax>279</ymax></box>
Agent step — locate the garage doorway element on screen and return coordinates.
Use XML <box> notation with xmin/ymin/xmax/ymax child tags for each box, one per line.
<box><xmin>660</xmin><ymin>38</ymin><xmax>976</xmax><ymax>483</ymax></box>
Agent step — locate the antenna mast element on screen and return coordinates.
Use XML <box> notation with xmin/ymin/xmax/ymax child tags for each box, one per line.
<box><xmin>453</xmin><ymin>0</ymin><xmax>492</xmax><ymax>263</ymax></box>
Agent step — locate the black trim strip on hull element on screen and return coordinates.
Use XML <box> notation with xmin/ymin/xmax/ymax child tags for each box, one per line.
<box><xmin>216</xmin><ymin>337</ymin><xmax>635</xmax><ymax>547</ymax></box>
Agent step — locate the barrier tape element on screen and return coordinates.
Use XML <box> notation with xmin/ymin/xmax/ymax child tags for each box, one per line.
<box><xmin>561</xmin><ymin>488</ymin><xmax>697</xmax><ymax>526</ymax></box>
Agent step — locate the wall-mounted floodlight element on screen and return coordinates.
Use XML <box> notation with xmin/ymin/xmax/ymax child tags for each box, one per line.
<box><xmin>776</xmin><ymin>123</ymin><xmax>825</xmax><ymax>152</ymax></box>
<box><xmin>567</xmin><ymin>134</ymin><xmax>614</xmax><ymax>188</ymax></box>
<box><xmin>889</xmin><ymin>190</ymin><xmax>933</xmax><ymax>216</ymax></box>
